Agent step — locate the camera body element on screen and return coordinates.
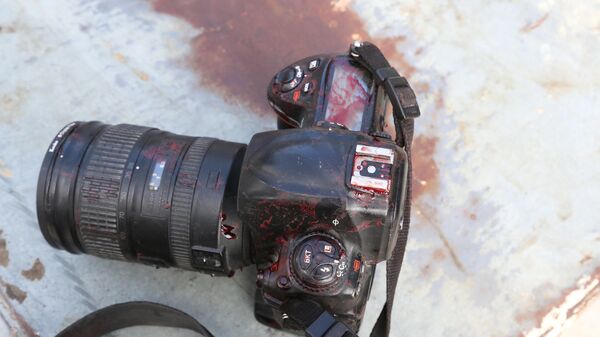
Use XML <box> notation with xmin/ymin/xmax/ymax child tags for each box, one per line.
<box><xmin>243</xmin><ymin>53</ymin><xmax>408</xmax><ymax>329</ymax></box>
<box><xmin>36</xmin><ymin>42</ymin><xmax>418</xmax><ymax>335</ymax></box>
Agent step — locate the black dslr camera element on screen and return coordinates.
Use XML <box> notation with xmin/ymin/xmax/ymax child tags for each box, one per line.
<box><xmin>37</xmin><ymin>42</ymin><xmax>419</xmax><ymax>336</ymax></box>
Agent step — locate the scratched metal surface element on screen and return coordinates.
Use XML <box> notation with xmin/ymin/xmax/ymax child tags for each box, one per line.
<box><xmin>0</xmin><ymin>0</ymin><xmax>599</xmax><ymax>336</ymax></box>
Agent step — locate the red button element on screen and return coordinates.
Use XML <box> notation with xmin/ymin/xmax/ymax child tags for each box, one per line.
<box><xmin>353</xmin><ymin>259</ymin><xmax>361</xmax><ymax>272</ymax></box>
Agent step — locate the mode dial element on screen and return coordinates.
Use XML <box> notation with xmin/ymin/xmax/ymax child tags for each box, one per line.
<box><xmin>292</xmin><ymin>234</ymin><xmax>348</xmax><ymax>289</ymax></box>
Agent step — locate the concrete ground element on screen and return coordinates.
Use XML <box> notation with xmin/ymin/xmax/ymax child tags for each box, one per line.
<box><xmin>0</xmin><ymin>0</ymin><xmax>599</xmax><ymax>336</ymax></box>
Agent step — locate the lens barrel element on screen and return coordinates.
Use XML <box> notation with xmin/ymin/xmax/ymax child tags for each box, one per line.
<box><xmin>37</xmin><ymin>122</ymin><xmax>248</xmax><ymax>275</ymax></box>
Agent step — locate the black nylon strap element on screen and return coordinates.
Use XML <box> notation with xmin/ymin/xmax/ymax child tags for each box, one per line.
<box><xmin>349</xmin><ymin>41</ymin><xmax>418</xmax><ymax>337</ymax></box>
<box><xmin>370</xmin><ymin>119</ymin><xmax>414</xmax><ymax>337</ymax></box>
<box><xmin>55</xmin><ymin>301</ymin><xmax>215</xmax><ymax>337</ymax></box>
<box><xmin>55</xmin><ymin>300</ymin><xmax>357</xmax><ymax>337</ymax></box>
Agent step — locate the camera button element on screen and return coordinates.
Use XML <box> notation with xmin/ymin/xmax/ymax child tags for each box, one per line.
<box><xmin>308</xmin><ymin>59</ymin><xmax>320</xmax><ymax>71</ymax></box>
<box><xmin>313</xmin><ymin>264</ymin><xmax>334</xmax><ymax>280</ymax></box>
<box><xmin>317</xmin><ymin>242</ymin><xmax>337</xmax><ymax>257</ymax></box>
<box><xmin>302</xmin><ymin>82</ymin><xmax>312</xmax><ymax>94</ymax></box>
<box><xmin>299</xmin><ymin>244</ymin><xmax>313</xmax><ymax>270</ymax></box>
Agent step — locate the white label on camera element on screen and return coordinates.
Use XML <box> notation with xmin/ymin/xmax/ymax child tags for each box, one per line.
<box><xmin>148</xmin><ymin>160</ymin><xmax>166</xmax><ymax>191</ymax></box>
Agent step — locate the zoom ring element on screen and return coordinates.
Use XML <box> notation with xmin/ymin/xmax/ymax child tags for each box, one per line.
<box><xmin>169</xmin><ymin>138</ymin><xmax>215</xmax><ymax>269</ymax></box>
<box><xmin>78</xmin><ymin>124</ymin><xmax>149</xmax><ymax>260</ymax></box>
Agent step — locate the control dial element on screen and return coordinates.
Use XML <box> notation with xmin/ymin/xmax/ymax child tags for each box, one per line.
<box><xmin>275</xmin><ymin>65</ymin><xmax>304</xmax><ymax>92</ymax></box>
<box><xmin>292</xmin><ymin>234</ymin><xmax>348</xmax><ymax>289</ymax></box>
<box><xmin>275</xmin><ymin>67</ymin><xmax>296</xmax><ymax>84</ymax></box>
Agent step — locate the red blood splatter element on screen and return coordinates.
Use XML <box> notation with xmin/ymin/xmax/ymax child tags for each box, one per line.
<box><xmin>141</xmin><ymin>146</ymin><xmax>156</xmax><ymax>160</ymax></box>
<box><xmin>432</xmin><ymin>248</ymin><xmax>446</xmax><ymax>261</ymax></box>
<box><xmin>348</xmin><ymin>218</ymin><xmax>383</xmax><ymax>233</ymax></box>
<box><xmin>168</xmin><ymin>141</ymin><xmax>184</xmax><ymax>152</ymax></box>
<box><xmin>259</xmin><ymin>215</ymin><xmax>273</xmax><ymax>230</ymax></box>
<box><xmin>220</xmin><ymin>224</ymin><xmax>237</xmax><ymax>240</ymax></box>
<box><xmin>298</xmin><ymin>201</ymin><xmax>317</xmax><ymax>218</ymax></box>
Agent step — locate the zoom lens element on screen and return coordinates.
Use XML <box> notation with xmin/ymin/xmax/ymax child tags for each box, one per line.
<box><xmin>36</xmin><ymin>122</ymin><xmax>248</xmax><ymax>275</ymax></box>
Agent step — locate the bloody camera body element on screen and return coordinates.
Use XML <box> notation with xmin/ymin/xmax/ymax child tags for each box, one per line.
<box><xmin>36</xmin><ymin>42</ymin><xmax>417</xmax><ymax>335</ymax></box>
<box><xmin>248</xmin><ymin>52</ymin><xmax>409</xmax><ymax>329</ymax></box>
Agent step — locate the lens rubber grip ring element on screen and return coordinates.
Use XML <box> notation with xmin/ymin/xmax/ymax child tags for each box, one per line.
<box><xmin>77</xmin><ymin>124</ymin><xmax>150</xmax><ymax>260</ymax></box>
<box><xmin>169</xmin><ymin>138</ymin><xmax>215</xmax><ymax>270</ymax></box>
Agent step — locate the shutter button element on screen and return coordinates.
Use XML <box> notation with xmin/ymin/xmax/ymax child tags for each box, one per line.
<box><xmin>280</xmin><ymin>66</ymin><xmax>303</xmax><ymax>92</ymax></box>
<box><xmin>276</xmin><ymin>67</ymin><xmax>296</xmax><ymax>84</ymax></box>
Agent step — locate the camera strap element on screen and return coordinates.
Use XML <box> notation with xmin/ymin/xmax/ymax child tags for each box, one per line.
<box><xmin>54</xmin><ymin>301</ymin><xmax>215</xmax><ymax>337</ymax></box>
<box><xmin>54</xmin><ymin>299</ymin><xmax>356</xmax><ymax>337</ymax></box>
<box><xmin>349</xmin><ymin>41</ymin><xmax>418</xmax><ymax>337</ymax></box>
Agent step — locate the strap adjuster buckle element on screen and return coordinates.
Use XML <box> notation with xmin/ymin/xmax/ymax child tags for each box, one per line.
<box><xmin>348</xmin><ymin>41</ymin><xmax>421</xmax><ymax>121</ymax></box>
<box><xmin>383</xmin><ymin>75</ymin><xmax>421</xmax><ymax>120</ymax></box>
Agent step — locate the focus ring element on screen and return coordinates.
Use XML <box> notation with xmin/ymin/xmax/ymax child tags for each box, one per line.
<box><xmin>78</xmin><ymin>124</ymin><xmax>149</xmax><ymax>260</ymax></box>
<box><xmin>169</xmin><ymin>138</ymin><xmax>215</xmax><ymax>269</ymax></box>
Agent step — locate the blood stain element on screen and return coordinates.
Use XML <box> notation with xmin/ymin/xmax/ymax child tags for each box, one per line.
<box><xmin>411</xmin><ymin>135</ymin><xmax>439</xmax><ymax>199</ymax></box>
<box><xmin>152</xmin><ymin>0</ymin><xmax>414</xmax><ymax>113</ymax></box>
<box><xmin>520</xmin><ymin>12</ymin><xmax>550</xmax><ymax>33</ymax></box>
<box><xmin>113</xmin><ymin>52</ymin><xmax>126</xmax><ymax>63</ymax></box>
<box><xmin>0</xmin><ymin>26</ymin><xmax>17</xmax><ymax>33</ymax></box>
<box><xmin>5</xmin><ymin>283</ymin><xmax>27</xmax><ymax>303</ymax></box>
<box><xmin>579</xmin><ymin>255</ymin><xmax>592</xmax><ymax>265</ymax></box>
<box><xmin>0</xmin><ymin>160</ymin><xmax>12</xmax><ymax>178</ymax></box>
<box><xmin>221</xmin><ymin>224</ymin><xmax>237</xmax><ymax>240</ymax></box>
<box><xmin>21</xmin><ymin>258</ymin><xmax>45</xmax><ymax>281</ymax></box>
<box><xmin>432</xmin><ymin>248</ymin><xmax>446</xmax><ymax>261</ymax></box>
<box><xmin>259</xmin><ymin>215</ymin><xmax>273</xmax><ymax>230</ymax></box>
<box><xmin>134</xmin><ymin>69</ymin><xmax>150</xmax><ymax>81</ymax></box>
<box><xmin>0</xmin><ymin>230</ymin><xmax>9</xmax><ymax>267</ymax></box>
